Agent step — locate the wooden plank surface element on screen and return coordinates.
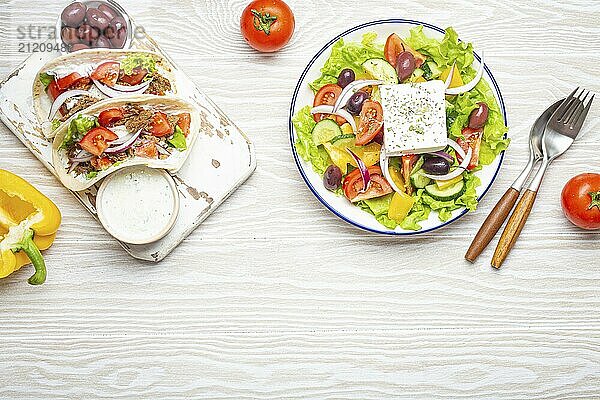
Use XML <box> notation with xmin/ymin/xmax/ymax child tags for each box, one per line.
<box><xmin>1</xmin><ymin>0</ymin><xmax>599</xmax><ymax>398</ymax></box>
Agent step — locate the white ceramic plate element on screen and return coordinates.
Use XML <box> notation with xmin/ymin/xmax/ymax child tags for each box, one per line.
<box><xmin>289</xmin><ymin>19</ymin><xmax>508</xmax><ymax>235</ymax></box>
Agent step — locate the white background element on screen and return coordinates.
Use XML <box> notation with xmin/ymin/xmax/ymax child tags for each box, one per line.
<box><xmin>1</xmin><ymin>0</ymin><xmax>599</xmax><ymax>398</ymax></box>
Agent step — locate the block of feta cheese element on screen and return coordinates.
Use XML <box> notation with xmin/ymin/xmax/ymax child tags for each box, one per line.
<box><xmin>380</xmin><ymin>80</ymin><xmax>447</xmax><ymax>155</ymax></box>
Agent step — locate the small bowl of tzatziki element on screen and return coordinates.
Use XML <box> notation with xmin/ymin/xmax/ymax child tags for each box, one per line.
<box><xmin>96</xmin><ymin>166</ymin><xmax>179</xmax><ymax>244</ymax></box>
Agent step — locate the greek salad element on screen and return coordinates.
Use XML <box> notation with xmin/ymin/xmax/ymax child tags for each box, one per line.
<box><xmin>293</xmin><ymin>26</ymin><xmax>509</xmax><ymax>230</ymax></box>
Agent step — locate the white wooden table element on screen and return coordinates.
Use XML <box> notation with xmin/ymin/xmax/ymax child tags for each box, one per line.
<box><xmin>1</xmin><ymin>0</ymin><xmax>599</xmax><ymax>398</ymax></box>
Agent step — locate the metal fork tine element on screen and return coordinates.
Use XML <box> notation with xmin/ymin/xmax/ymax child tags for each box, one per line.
<box><xmin>555</xmin><ymin>87</ymin><xmax>579</xmax><ymax>120</ymax></box>
<box><xmin>571</xmin><ymin>94</ymin><xmax>594</xmax><ymax>134</ymax></box>
<box><xmin>565</xmin><ymin>90</ymin><xmax>589</xmax><ymax>125</ymax></box>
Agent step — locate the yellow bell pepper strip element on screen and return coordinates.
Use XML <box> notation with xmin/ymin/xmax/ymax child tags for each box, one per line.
<box><xmin>0</xmin><ymin>170</ymin><xmax>61</xmax><ymax>285</ymax></box>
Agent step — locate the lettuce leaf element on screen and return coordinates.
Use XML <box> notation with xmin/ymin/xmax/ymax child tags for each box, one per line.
<box><xmin>309</xmin><ymin>32</ymin><xmax>384</xmax><ymax>93</ymax></box>
<box><xmin>357</xmin><ymin>194</ymin><xmax>399</xmax><ymax>230</ymax></box>
<box><xmin>39</xmin><ymin>72</ymin><xmax>53</xmax><ymax>88</ymax></box>
<box><xmin>60</xmin><ymin>115</ymin><xmax>98</xmax><ymax>150</ymax></box>
<box><xmin>168</xmin><ymin>125</ymin><xmax>187</xmax><ymax>150</ymax></box>
<box><xmin>292</xmin><ymin>106</ymin><xmax>331</xmax><ymax>175</ymax></box>
<box><xmin>406</xmin><ymin>26</ymin><xmax>474</xmax><ymax>71</ymax></box>
<box><xmin>120</xmin><ymin>54</ymin><xmax>157</xmax><ymax>77</ymax></box>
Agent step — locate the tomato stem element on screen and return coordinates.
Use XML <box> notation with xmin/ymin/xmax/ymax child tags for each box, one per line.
<box><xmin>251</xmin><ymin>9</ymin><xmax>277</xmax><ymax>35</ymax></box>
<box><xmin>588</xmin><ymin>190</ymin><xmax>600</xmax><ymax>210</ymax></box>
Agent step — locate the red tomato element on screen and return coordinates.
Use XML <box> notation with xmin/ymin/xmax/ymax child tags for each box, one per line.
<box><xmin>312</xmin><ymin>84</ymin><xmax>345</xmax><ymax>124</ymax></box>
<box><xmin>119</xmin><ymin>67</ymin><xmax>147</xmax><ymax>86</ymax></box>
<box><xmin>134</xmin><ymin>141</ymin><xmax>158</xmax><ymax>159</ymax></box>
<box><xmin>384</xmin><ymin>33</ymin><xmax>426</xmax><ymax>68</ymax></box>
<box><xmin>355</xmin><ymin>100</ymin><xmax>383</xmax><ymax>146</ymax></box>
<box><xmin>343</xmin><ymin>166</ymin><xmax>393</xmax><ymax>203</ymax></box>
<box><xmin>46</xmin><ymin>80</ymin><xmax>64</xmax><ymax>101</ymax></box>
<box><xmin>79</xmin><ymin>127</ymin><xmax>118</xmax><ymax>156</ymax></box>
<box><xmin>91</xmin><ymin>61</ymin><xmax>120</xmax><ymax>86</ymax></box>
<box><xmin>55</xmin><ymin>72</ymin><xmax>87</xmax><ymax>91</ymax></box>
<box><xmin>240</xmin><ymin>0</ymin><xmax>295</xmax><ymax>52</ymax></box>
<box><xmin>177</xmin><ymin>113</ymin><xmax>191</xmax><ymax>136</ymax></box>
<box><xmin>456</xmin><ymin>127</ymin><xmax>482</xmax><ymax>170</ymax></box>
<box><xmin>90</xmin><ymin>156</ymin><xmax>113</xmax><ymax>170</ymax></box>
<box><xmin>402</xmin><ymin>154</ymin><xmax>419</xmax><ymax>195</ymax></box>
<box><xmin>561</xmin><ymin>173</ymin><xmax>600</xmax><ymax>230</ymax></box>
<box><xmin>98</xmin><ymin>108</ymin><xmax>124</xmax><ymax>127</ymax></box>
<box><xmin>148</xmin><ymin>112</ymin><xmax>173</xmax><ymax>137</ymax></box>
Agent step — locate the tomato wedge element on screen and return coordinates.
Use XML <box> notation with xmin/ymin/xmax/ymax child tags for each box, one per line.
<box><xmin>56</xmin><ymin>72</ymin><xmax>87</xmax><ymax>91</ymax></box>
<box><xmin>148</xmin><ymin>112</ymin><xmax>174</xmax><ymax>137</ymax></box>
<box><xmin>90</xmin><ymin>61</ymin><xmax>120</xmax><ymax>86</ymax></box>
<box><xmin>46</xmin><ymin>80</ymin><xmax>63</xmax><ymax>101</ymax></box>
<box><xmin>134</xmin><ymin>141</ymin><xmax>158</xmax><ymax>159</ymax></box>
<box><xmin>384</xmin><ymin>33</ymin><xmax>426</xmax><ymax>68</ymax></box>
<box><xmin>176</xmin><ymin>113</ymin><xmax>191</xmax><ymax>136</ymax></box>
<box><xmin>79</xmin><ymin>127</ymin><xmax>118</xmax><ymax>156</ymax></box>
<box><xmin>313</xmin><ymin>83</ymin><xmax>345</xmax><ymax>125</ymax></box>
<box><xmin>355</xmin><ymin>100</ymin><xmax>383</xmax><ymax>146</ymax></box>
<box><xmin>98</xmin><ymin>108</ymin><xmax>124</xmax><ymax>127</ymax></box>
<box><xmin>90</xmin><ymin>156</ymin><xmax>113</xmax><ymax>170</ymax></box>
<box><xmin>119</xmin><ymin>67</ymin><xmax>148</xmax><ymax>86</ymax></box>
<box><xmin>401</xmin><ymin>154</ymin><xmax>419</xmax><ymax>195</ymax></box>
<box><xmin>343</xmin><ymin>166</ymin><xmax>393</xmax><ymax>203</ymax></box>
<box><xmin>457</xmin><ymin>127</ymin><xmax>482</xmax><ymax>171</ymax></box>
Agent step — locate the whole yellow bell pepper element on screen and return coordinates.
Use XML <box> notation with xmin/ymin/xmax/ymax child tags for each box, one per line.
<box><xmin>0</xmin><ymin>170</ymin><xmax>61</xmax><ymax>285</ymax></box>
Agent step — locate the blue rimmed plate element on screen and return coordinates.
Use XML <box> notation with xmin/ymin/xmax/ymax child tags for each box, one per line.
<box><xmin>289</xmin><ymin>19</ymin><xmax>508</xmax><ymax>235</ymax></box>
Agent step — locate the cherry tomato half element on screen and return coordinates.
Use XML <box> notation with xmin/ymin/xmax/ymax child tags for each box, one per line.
<box><xmin>561</xmin><ymin>173</ymin><xmax>600</xmax><ymax>230</ymax></box>
<box><xmin>312</xmin><ymin>84</ymin><xmax>345</xmax><ymax>124</ymax></box>
<box><xmin>240</xmin><ymin>0</ymin><xmax>295</xmax><ymax>52</ymax></box>
<box><xmin>343</xmin><ymin>166</ymin><xmax>393</xmax><ymax>203</ymax></box>
<box><xmin>79</xmin><ymin>126</ymin><xmax>118</xmax><ymax>156</ymax></box>
<box><xmin>98</xmin><ymin>107</ymin><xmax>124</xmax><ymax>127</ymax></box>
<box><xmin>355</xmin><ymin>100</ymin><xmax>383</xmax><ymax>146</ymax></box>
<box><xmin>91</xmin><ymin>61</ymin><xmax>120</xmax><ymax>86</ymax></box>
<box><xmin>56</xmin><ymin>72</ymin><xmax>88</xmax><ymax>91</ymax></box>
<box><xmin>148</xmin><ymin>112</ymin><xmax>173</xmax><ymax>137</ymax></box>
<box><xmin>177</xmin><ymin>113</ymin><xmax>191</xmax><ymax>136</ymax></box>
<box><xmin>456</xmin><ymin>126</ymin><xmax>482</xmax><ymax>171</ymax></box>
<box><xmin>119</xmin><ymin>67</ymin><xmax>147</xmax><ymax>86</ymax></box>
<box><xmin>384</xmin><ymin>33</ymin><xmax>426</xmax><ymax>68</ymax></box>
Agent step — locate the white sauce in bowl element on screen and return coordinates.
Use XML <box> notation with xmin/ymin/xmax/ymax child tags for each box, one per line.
<box><xmin>97</xmin><ymin>166</ymin><xmax>179</xmax><ymax>244</ymax></box>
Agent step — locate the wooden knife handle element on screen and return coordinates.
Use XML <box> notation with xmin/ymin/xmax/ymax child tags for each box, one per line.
<box><xmin>491</xmin><ymin>189</ymin><xmax>538</xmax><ymax>269</ymax></box>
<box><xmin>465</xmin><ymin>187</ymin><xmax>520</xmax><ymax>262</ymax></box>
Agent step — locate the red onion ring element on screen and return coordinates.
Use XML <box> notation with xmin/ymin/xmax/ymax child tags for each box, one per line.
<box><xmin>346</xmin><ymin>148</ymin><xmax>370</xmax><ymax>193</ymax></box>
<box><xmin>104</xmin><ymin>129</ymin><xmax>143</xmax><ymax>153</ymax></box>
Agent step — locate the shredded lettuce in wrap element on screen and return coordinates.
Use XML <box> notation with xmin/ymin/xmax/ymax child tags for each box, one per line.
<box><xmin>60</xmin><ymin>114</ymin><xmax>98</xmax><ymax>150</ymax></box>
<box><xmin>120</xmin><ymin>53</ymin><xmax>157</xmax><ymax>77</ymax></box>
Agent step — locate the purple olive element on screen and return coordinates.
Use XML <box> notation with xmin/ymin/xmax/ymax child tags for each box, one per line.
<box><xmin>78</xmin><ymin>24</ymin><xmax>100</xmax><ymax>45</ymax></box>
<box><xmin>346</xmin><ymin>91</ymin><xmax>370</xmax><ymax>116</ymax></box>
<box><xmin>422</xmin><ymin>156</ymin><xmax>451</xmax><ymax>175</ymax></box>
<box><xmin>93</xmin><ymin>36</ymin><xmax>111</xmax><ymax>48</ymax></box>
<box><xmin>468</xmin><ymin>102</ymin><xmax>489</xmax><ymax>129</ymax></box>
<box><xmin>98</xmin><ymin>4</ymin><xmax>119</xmax><ymax>21</ymax></box>
<box><xmin>86</xmin><ymin>8</ymin><xmax>110</xmax><ymax>31</ymax></box>
<box><xmin>110</xmin><ymin>28</ymin><xmax>127</xmax><ymax>48</ymax></box>
<box><xmin>61</xmin><ymin>2</ymin><xmax>87</xmax><ymax>27</ymax></box>
<box><xmin>396</xmin><ymin>51</ymin><xmax>416</xmax><ymax>82</ymax></box>
<box><xmin>337</xmin><ymin>68</ymin><xmax>355</xmax><ymax>88</ymax></box>
<box><xmin>61</xmin><ymin>27</ymin><xmax>80</xmax><ymax>45</ymax></box>
<box><xmin>323</xmin><ymin>165</ymin><xmax>343</xmax><ymax>191</ymax></box>
<box><xmin>70</xmin><ymin>43</ymin><xmax>90</xmax><ymax>52</ymax></box>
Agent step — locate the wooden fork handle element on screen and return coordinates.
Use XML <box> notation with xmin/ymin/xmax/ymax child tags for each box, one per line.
<box><xmin>465</xmin><ymin>188</ymin><xmax>520</xmax><ymax>262</ymax></box>
<box><xmin>491</xmin><ymin>189</ymin><xmax>538</xmax><ymax>268</ymax></box>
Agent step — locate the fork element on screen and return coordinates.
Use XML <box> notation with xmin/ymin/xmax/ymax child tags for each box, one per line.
<box><xmin>491</xmin><ymin>88</ymin><xmax>594</xmax><ymax>268</ymax></box>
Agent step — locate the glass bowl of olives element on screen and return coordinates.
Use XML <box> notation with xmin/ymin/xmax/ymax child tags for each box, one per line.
<box><xmin>57</xmin><ymin>0</ymin><xmax>132</xmax><ymax>53</ymax></box>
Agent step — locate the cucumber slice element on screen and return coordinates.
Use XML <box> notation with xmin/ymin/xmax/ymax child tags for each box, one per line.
<box><xmin>362</xmin><ymin>58</ymin><xmax>399</xmax><ymax>84</ymax></box>
<box><xmin>312</xmin><ymin>119</ymin><xmax>342</xmax><ymax>145</ymax></box>
<box><xmin>410</xmin><ymin>169</ymin><xmax>431</xmax><ymax>189</ymax></box>
<box><xmin>331</xmin><ymin>134</ymin><xmax>356</xmax><ymax>144</ymax></box>
<box><xmin>425</xmin><ymin>180</ymin><xmax>466</xmax><ymax>201</ymax></box>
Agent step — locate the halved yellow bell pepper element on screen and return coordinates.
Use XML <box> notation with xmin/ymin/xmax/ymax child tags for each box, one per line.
<box><xmin>0</xmin><ymin>170</ymin><xmax>61</xmax><ymax>285</ymax></box>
